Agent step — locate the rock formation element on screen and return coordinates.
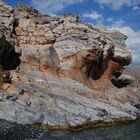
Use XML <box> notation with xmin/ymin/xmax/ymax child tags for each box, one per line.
<box><xmin>0</xmin><ymin>1</ymin><xmax>140</xmax><ymax>131</ymax></box>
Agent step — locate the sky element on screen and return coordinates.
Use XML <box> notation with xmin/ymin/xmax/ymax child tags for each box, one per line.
<box><xmin>4</xmin><ymin>0</ymin><xmax>140</xmax><ymax>67</ymax></box>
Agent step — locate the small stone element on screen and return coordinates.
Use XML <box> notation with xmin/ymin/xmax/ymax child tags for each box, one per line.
<box><xmin>97</xmin><ymin>109</ymin><xmax>108</xmax><ymax>117</ymax></box>
<box><xmin>6</xmin><ymin>94</ymin><xmax>18</xmax><ymax>101</ymax></box>
<box><xmin>3</xmin><ymin>71</ymin><xmax>11</xmax><ymax>83</ymax></box>
<box><xmin>25</xmin><ymin>98</ymin><xmax>31</xmax><ymax>106</ymax></box>
<box><xmin>19</xmin><ymin>89</ymin><xmax>25</xmax><ymax>95</ymax></box>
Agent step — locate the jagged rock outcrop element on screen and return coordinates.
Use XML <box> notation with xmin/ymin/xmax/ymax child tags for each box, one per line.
<box><xmin>0</xmin><ymin>0</ymin><xmax>14</xmax><ymax>28</ymax></box>
<box><xmin>12</xmin><ymin>3</ymin><xmax>132</xmax><ymax>91</ymax></box>
<box><xmin>0</xmin><ymin>1</ymin><xmax>140</xmax><ymax>131</ymax></box>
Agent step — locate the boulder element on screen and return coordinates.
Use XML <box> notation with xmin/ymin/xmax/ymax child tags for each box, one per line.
<box><xmin>118</xmin><ymin>74</ymin><xmax>135</xmax><ymax>86</ymax></box>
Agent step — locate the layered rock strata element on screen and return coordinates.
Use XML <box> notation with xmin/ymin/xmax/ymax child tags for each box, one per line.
<box><xmin>0</xmin><ymin>1</ymin><xmax>139</xmax><ymax>130</ymax></box>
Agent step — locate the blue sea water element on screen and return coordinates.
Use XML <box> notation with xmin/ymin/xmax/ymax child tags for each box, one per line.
<box><xmin>46</xmin><ymin>120</ymin><xmax>140</xmax><ymax>140</ymax></box>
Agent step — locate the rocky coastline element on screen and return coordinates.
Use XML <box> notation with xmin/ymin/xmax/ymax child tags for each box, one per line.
<box><xmin>0</xmin><ymin>0</ymin><xmax>140</xmax><ymax>132</ymax></box>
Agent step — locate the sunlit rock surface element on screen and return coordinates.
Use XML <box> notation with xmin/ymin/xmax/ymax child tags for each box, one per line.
<box><xmin>0</xmin><ymin>1</ymin><xmax>140</xmax><ymax>131</ymax></box>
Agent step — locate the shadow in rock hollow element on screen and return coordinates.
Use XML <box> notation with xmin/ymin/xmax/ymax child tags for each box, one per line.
<box><xmin>0</xmin><ymin>36</ymin><xmax>21</xmax><ymax>70</ymax></box>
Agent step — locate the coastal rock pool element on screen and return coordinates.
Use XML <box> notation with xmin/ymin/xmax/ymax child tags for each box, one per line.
<box><xmin>45</xmin><ymin>120</ymin><xmax>140</xmax><ymax>140</ymax></box>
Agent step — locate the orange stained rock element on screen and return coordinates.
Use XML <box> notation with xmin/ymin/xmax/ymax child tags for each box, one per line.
<box><xmin>41</xmin><ymin>65</ymin><xmax>60</xmax><ymax>77</ymax></box>
<box><xmin>15</xmin><ymin>27</ymin><xmax>22</xmax><ymax>36</ymax></box>
<box><xmin>87</xmin><ymin>60</ymin><xmax>121</xmax><ymax>91</ymax></box>
<box><xmin>2</xmin><ymin>83</ymin><xmax>17</xmax><ymax>94</ymax></box>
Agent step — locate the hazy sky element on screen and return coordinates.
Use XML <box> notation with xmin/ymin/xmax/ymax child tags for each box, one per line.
<box><xmin>5</xmin><ymin>0</ymin><xmax>140</xmax><ymax>66</ymax></box>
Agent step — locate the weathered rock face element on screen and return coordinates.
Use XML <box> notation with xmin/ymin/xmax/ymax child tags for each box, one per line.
<box><xmin>0</xmin><ymin>0</ymin><xmax>14</xmax><ymax>28</ymax></box>
<box><xmin>12</xmin><ymin>3</ymin><xmax>132</xmax><ymax>91</ymax></box>
<box><xmin>0</xmin><ymin>1</ymin><xmax>139</xmax><ymax>131</ymax></box>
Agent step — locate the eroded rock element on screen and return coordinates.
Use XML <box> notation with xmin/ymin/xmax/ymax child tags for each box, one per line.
<box><xmin>118</xmin><ymin>74</ymin><xmax>135</xmax><ymax>86</ymax></box>
<box><xmin>0</xmin><ymin>1</ymin><xmax>139</xmax><ymax>131</ymax></box>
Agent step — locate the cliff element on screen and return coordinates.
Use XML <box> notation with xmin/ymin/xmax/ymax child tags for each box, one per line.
<box><xmin>0</xmin><ymin>1</ymin><xmax>140</xmax><ymax>130</ymax></box>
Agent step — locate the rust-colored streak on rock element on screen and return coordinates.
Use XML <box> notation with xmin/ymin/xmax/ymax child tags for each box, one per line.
<box><xmin>64</xmin><ymin>49</ymin><xmax>121</xmax><ymax>91</ymax></box>
<box><xmin>2</xmin><ymin>83</ymin><xmax>16</xmax><ymax>94</ymax></box>
<box><xmin>41</xmin><ymin>65</ymin><xmax>60</xmax><ymax>77</ymax></box>
<box><xmin>87</xmin><ymin>60</ymin><xmax>121</xmax><ymax>91</ymax></box>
